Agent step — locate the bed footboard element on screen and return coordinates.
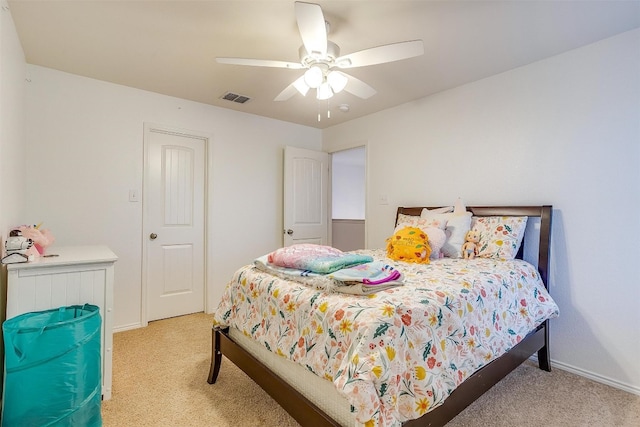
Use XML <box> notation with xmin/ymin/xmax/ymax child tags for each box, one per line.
<box><xmin>208</xmin><ymin>322</ymin><xmax>549</xmax><ymax>427</ymax></box>
<box><xmin>208</xmin><ymin>327</ymin><xmax>341</xmax><ymax>426</ymax></box>
<box><xmin>404</xmin><ymin>324</ymin><xmax>548</xmax><ymax>426</ymax></box>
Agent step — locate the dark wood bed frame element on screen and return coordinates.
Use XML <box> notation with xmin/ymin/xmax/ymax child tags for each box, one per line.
<box><xmin>208</xmin><ymin>205</ymin><xmax>553</xmax><ymax>427</ymax></box>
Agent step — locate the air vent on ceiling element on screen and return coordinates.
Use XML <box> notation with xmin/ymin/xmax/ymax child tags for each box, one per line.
<box><xmin>221</xmin><ymin>92</ymin><xmax>251</xmax><ymax>104</ymax></box>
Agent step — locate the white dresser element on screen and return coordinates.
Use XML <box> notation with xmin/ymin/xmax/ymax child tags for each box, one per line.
<box><xmin>6</xmin><ymin>246</ymin><xmax>117</xmax><ymax>400</ymax></box>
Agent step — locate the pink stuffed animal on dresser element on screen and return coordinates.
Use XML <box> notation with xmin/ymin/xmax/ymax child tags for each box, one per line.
<box><xmin>17</xmin><ymin>224</ymin><xmax>55</xmax><ymax>257</ymax></box>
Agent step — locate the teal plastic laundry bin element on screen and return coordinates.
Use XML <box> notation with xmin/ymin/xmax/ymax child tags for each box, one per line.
<box><xmin>2</xmin><ymin>304</ymin><xmax>102</xmax><ymax>427</ymax></box>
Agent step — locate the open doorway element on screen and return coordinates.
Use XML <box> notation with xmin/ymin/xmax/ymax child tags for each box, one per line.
<box><xmin>331</xmin><ymin>146</ymin><xmax>366</xmax><ymax>251</ymax></box>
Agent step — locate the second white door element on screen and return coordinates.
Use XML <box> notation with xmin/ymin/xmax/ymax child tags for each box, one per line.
<box><xmin>144</xmin><ymin>125</ymin><xmax>206</xmax><ymax>322</ymax></box>
<box><xmin>283</xmin><ymin>146</ymin><xmax>329</xmax><ymax>246</ymax></box>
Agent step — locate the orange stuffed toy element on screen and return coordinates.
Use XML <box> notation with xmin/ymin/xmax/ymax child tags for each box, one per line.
<box><xmin>386</xmin><ymin>227</ymin><xmax>431</xmax><ymax>264</ymax></box>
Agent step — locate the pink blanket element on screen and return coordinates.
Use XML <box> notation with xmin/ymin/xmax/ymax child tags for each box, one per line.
<box><xmin>267</xmin><ymin>244</ymin><xmax>374</xmax><ymax>274</ymax></box>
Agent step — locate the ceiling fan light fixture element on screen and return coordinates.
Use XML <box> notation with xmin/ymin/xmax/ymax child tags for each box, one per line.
<box><xmin>293</xmin><ymin>78</ymin><xmax>310</xmax><ymax>96</ymax></box>
<box><xmin>327</xmin><ymin>71</ymin><xmax>348</xmax><ymax>93</ymax></box>
<box><xmin>304</xmin><ymin>66</ymin><xmax>324</xmax><ymax>88</ymax></box>
<box><xmin>316</xmin><ymin>82</ymin><xmax>333</xmax><ymax>100</ymax></box>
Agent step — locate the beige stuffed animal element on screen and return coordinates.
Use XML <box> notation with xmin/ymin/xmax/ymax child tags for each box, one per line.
<box><xmin>461</xmin><ymin>230</ymin><xmax>480</xmax><ymax>259</ymax></box>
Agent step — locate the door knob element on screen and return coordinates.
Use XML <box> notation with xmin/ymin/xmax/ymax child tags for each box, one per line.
<box><xmin>286</xmin><ymin>229</ymin><xmax>294</xmax><ymax>235</ymax></box>
<box><xmin>149</xmin><ymin>233</ymin><xmax>158</xmax><ymax>240</ymax></box>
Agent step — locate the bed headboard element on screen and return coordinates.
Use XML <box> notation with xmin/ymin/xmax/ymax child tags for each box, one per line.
<box><xmin>396</xmin><ymin>206</ymin><xmax>552</xmax><ymax>288</ymax></box>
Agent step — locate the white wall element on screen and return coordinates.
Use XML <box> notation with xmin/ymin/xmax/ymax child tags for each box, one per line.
<box><xmin>323</xmin><ymin>29</ymin><xmax>640</xmax><ymax>394</ymax></box>
<box><xmin>24</xmin><ymin>65</ymin><xmax>321</xmax><ymax>330</ymax></box>
<box><xmin>0</xmin><ymin>2</ymin><xmax>26</xmax><ymax>248</ymax></box>
<box><xmin>0</xmin><ymin>2</ymin><xmax>26</xmax><ymax>392</ymax></box>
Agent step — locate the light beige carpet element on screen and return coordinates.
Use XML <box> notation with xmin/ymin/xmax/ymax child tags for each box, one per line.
<box><xmin>102</xmin><ymin>313</ymin><xmax>640</xmax><ymax>427</ymax></box>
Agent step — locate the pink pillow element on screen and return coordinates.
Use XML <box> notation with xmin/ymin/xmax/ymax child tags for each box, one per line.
<box><xmin>423</xmin><ymin>227</ymin><xmax>446</xmax><ymax>259</ymax></box>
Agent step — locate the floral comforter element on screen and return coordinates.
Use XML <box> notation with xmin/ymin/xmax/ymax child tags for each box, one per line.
<box><xmin>213</xmin><ymin>249</ymin><xmax>559</xmax><ymax>427</ymax></box>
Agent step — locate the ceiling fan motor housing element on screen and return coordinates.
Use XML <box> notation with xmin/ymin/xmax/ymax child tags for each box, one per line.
<box><xmin>299</xmin><ymin>41</ymin><xmax>340</xmax><ymax>67</ymax></box>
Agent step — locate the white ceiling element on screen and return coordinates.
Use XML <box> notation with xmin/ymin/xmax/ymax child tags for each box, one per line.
<box><xmin>8</xmin><ymin>0</ymin><xmax>640</xmax><ymax>129</ymax></box>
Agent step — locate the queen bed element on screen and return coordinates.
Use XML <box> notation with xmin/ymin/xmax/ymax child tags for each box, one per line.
<box><xmin>208</xmin><ymin>205</ymin><xmax>558</xmax><ymax>427</ymax></box>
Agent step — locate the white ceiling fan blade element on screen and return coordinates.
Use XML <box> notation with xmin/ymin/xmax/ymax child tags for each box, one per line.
<box><xmin>335</xmin><ymin>40</ymin><xmax>424</xmax><ymax>69</ymax></box>
<box><xmin>295</xmin><ymin>2</ymin><xmax>327</xmax><ymax>57</ymax></box>
<box><xmin>343</xmin><ymin>73</ymin><xmax>377</xmax><ymax>99</ymax></box>
<box><xmin>274</xmin><ymin>76</ymin><xmax>309</xmax><ymax>101</ymax></box>
<box><xmin>216</xmin><ymin>57</ymin><xmax>304</xmax><ymax>69</ymax></box>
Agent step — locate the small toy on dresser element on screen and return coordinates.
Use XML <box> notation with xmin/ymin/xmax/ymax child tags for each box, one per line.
<box><xmin>461</xmin><ymin>230</ymin><xmax>480</xmax><ymax>260</ymax></box>
<box><xmin>17</xmin><ymin>223</ymin><xmax>55</xmax><ymax>257</ymax></box>
<box><xmin>1</xmin><ymin>230</ymin><xmax>34</xmax><ymax>264</ymax></box>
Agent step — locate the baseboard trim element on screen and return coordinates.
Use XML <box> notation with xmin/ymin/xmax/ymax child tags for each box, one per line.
<box><xmin>530</xmin><ymin>355</ymin><xmax>640</xmax><ymax>396</ymax></box>
<box><xmin>113</xmin><ymin>322</ymin><xmax>143</xmax><ymax>333</ymax></box>
<box><xmin>552</xmin><ymin>360</ymin><xmax>640</xmax><ymax>396</ymax></box>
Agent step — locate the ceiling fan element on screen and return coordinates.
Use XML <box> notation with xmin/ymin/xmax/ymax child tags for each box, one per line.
<box><xmin>216</xmin><ymin>1</ymin><xmax>424</xmax><ymax>103</ymax></box>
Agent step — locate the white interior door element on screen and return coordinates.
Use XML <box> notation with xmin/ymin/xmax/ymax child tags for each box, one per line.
<box><xmin>284</xmin><ymin>146</ymin><xmax>329</xmax><ymax>246</ymax></box>
<box><xmin>144</xmin><ymin>125</ymin><xmax>206</xmax><ymax>322</ymax></box>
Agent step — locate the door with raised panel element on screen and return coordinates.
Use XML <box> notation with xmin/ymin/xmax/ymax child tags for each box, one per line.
<box><xmin>144</xmin><ymin>125</ymin><xmax>206</xmax><ymax>322</ymax></box>
<box><xmin>283</xmin><ymin>146</ymin><xmax>329</xmax><ymax>246</ymax></box>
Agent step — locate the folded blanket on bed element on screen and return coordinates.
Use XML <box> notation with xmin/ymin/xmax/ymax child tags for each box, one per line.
<box><xmin>267</xmin><ymin>243</ymin><xmax>374</xmax><ymax>274</ymax></box>
<box><xmin>255</xmin><ymin>254</ymin><xmax>403</xmax><ymax>295</ymax></box>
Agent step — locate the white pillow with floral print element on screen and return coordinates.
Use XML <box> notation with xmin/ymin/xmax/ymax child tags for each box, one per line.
<box><xmin>471</xmin><ymin>216</ymin><xmax>528</xmax><ymax>260</ymax></box>
<box><xmin>395</xmin><ymin>214</ymin><xmax>447</xmax><ymax>231</ymax></box>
